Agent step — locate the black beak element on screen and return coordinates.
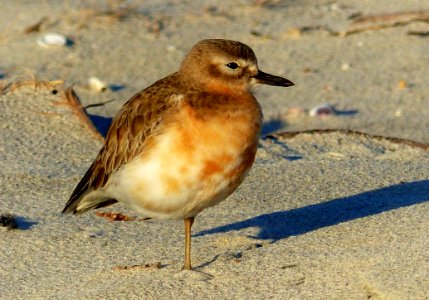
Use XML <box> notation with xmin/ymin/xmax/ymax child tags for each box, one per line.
<box><xmin>254</xmin><ymin>70</ymin><xmax>294</xmax><ymax>87</ymax></box>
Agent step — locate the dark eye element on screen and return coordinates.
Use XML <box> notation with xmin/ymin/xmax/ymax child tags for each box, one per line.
<box><xmin>226</xmin><ymin>62</ymin><xmax>239</xmax><ymax>70</ymax></box>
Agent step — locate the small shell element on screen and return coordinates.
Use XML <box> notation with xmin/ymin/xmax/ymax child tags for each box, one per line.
<box><xmin>37</xmin><ymin>33</ymin><xmax>67</xmax><ymax>47</ymax></box>
<box><xmin>341</xmin><ymin>63</ymin><xmax>350</xmax><ymax>71</ymax></box>
<box><xmin>88</xmin><ymin>77</ymin><xmax>107</xmax><ymax>92</ymax></box>
<box><xmin>309</xmin><ymin>103</ymin><xmax>336</xmax><ymax>117</ymax></box>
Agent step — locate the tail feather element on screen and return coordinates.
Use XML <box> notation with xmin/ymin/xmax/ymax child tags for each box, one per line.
<box><xmin>63</xmin><ymin>162</ymin><xmax>117</xmax><ymax>214</ymax></box>
<box><xmin>66</xmin><ymin>191</ymin><xmax>117</xmax><ymax>214</ymax></box>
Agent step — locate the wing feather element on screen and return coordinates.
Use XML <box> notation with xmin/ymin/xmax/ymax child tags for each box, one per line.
<box><xmin>63</xmin><ymin>74</ymin><xmax>182</xmax><ymax>214</ymax></box>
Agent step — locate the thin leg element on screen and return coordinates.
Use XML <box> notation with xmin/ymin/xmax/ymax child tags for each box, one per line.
<box><xmin>183</xmin><ymin>216</ymin><xmax>195</xmax><ymax>270</ymax></box>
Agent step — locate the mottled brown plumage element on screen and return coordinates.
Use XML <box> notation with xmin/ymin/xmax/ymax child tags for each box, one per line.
<box><xmin>64</xmin><ymin>75</ymin><xmax>183</xmax><ymax>213</ymax></box>
<box><xmin>63</xmin><ymin>39</ymin><xmax>293</xmax><ymax>270</ymax></box>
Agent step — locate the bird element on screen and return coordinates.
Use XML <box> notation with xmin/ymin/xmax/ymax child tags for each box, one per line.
<box><xmin>62</xmin><ymin>39</ymin><xmax>294</xmax><ymax>270</ymax></box>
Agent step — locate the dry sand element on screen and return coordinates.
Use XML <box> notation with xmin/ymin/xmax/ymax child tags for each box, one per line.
<box><xmin>0</xmin><ymin>1</ymin><xmax>428</xmax><ymax>299</ymax></box>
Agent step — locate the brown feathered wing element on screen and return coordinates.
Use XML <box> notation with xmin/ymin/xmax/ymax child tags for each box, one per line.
<box><xmin>62</xmin><ymin>75</ymin><xmax>180</xmax><ymax>214</ymax></box>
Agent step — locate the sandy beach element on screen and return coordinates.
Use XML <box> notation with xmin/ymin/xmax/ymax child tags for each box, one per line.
<box><xmin>1</xmin><ymin>1</ymin><xmax>428</xmax><ymax>299</ymax></box>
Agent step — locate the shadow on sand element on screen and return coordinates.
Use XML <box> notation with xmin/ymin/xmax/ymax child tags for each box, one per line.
<box><xmin>87</xmin><ymin>114</ymin><xmax>113</xmax><ymax>138</ymax></box>
<box><xmin>195</xmin><ymin>180</ymin><xmax>429</xmax><ymax>241</ymax></box>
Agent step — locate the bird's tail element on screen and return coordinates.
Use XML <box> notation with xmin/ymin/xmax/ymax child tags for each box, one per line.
<box><xmin>62</xmin><ymin>162</ymin><xmax>117</xmax><ymax>214</ymax></box>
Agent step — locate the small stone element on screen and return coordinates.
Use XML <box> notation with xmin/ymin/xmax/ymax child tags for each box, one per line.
<box><xmin>0</xmin><ymin>214</ymin><xmax>18</xmax><ymax>230</ymax></box>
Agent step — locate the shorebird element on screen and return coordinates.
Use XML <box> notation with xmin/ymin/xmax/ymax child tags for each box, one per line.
<box><xmin>63</xmin><ymin>39</ymin><xmax>294</xmax><ymax>270</ymax></box>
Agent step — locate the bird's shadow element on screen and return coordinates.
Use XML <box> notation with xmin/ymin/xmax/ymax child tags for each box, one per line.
<box><xmin>87</xmin><ymin>114</ymin><xmax>112</xmax><ymax>138</ymax></box>
<box><xmin>261</xmin><ymin>118</ymin><xmax>286</xmax><ymax>136</ymax></box>
<box><xmin>195</xmin><ymin>180</ymin><xmax>429</xmax><ymax>242</ymax></box>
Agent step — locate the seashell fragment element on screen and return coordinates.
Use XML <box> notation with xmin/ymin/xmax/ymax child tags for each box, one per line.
<box><xmin>309</xmin><ymin>103</ymin><xmax>336</xmax><ymax>117</ymax></box>
<box><xmin>88</xmin><ymin>77</ymin><xmax>108</xmax><ymax>92</ymax></box>
<box><xmin>37</xmin><ymin>33</ymin><xmax>67</xmax><ymax>47</ymax></box>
